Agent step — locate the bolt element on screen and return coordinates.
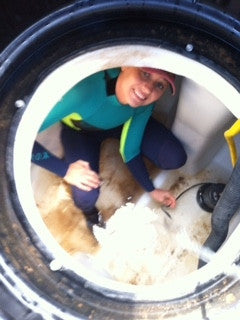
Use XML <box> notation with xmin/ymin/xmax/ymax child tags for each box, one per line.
<box><xmin>49</xmin><ymin>259</ymin><xmax>63</xmax><ymax>271</ymax></box>
<box><xmin>15</xmin><ymin>99</ymin><xmax>26</xmax><ymax>108</ymax></box>
<box><xmin>185</xmin><ymin>43</ymin><xmax>194</xmax><ymax>52</ymax></box>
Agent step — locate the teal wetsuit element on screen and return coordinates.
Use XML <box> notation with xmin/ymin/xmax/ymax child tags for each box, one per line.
<box><xmin>39</xmin><ymin>68</ymin><xmax>153</xmax><ymax>163</ymax></box>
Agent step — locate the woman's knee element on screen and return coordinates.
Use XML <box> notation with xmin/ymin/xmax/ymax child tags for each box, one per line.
<box><xmin>170</xmin><ymin>141</ymin><xmax>187</xmax><ymax>168</ymax></box>
<box><xmin>157</xmin><ymin>139</ymin><xmax>187</xmax><ymax>169</ymax></box>
<box><xmin>143</xmin><ymin>118</ymin><xmax>187</xmax><ymax>169</ymax></box>
<box><xmin>72</xmin><ymin>187</ymin><xmax>100</xmax><ymax>212</ymax></box>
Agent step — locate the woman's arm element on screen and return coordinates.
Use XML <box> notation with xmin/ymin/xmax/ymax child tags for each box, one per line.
<box><xmin>121</xmin><ymin>108</ymin><xmax>176</xmax><ymax>207</ymax></box>
<box><xmin>32</xmin><ymin>141</ymin><xmax>100</xmax><ymax>190</ymax></box>
<box><xmin>32</xmin><ymin>141</ymin><xmax>69</xmax><ymax>177</ymax></box>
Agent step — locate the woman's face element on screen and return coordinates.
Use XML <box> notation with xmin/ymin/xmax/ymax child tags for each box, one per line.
<box><xmin>115</xmin><ymin>67</ymin><xmax>169</xmax><ymax>108</ymax></box>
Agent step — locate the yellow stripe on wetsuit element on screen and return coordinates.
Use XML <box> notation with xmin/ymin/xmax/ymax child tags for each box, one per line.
<box><xmin>120</xmin><ymin>117</ymin><xmax>133</xmax><ymax>162</ymax></box>
<box><xmin>62</xmin><ymin>113</ymin><xmax>83</xmax><ymax>130</ymax></box>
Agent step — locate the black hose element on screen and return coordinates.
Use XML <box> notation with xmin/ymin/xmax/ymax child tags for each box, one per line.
<box><xmin>161</xmin><ymin>182</ymin><xmax>214</xmax><ymax>219</ymax></box>
<box><xmin>198</xmin><ymin>157</ymin><xmax>240</xmax><ymax>268</ymax></box>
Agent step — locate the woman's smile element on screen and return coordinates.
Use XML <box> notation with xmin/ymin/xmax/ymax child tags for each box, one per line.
<box><xmin>130</xmin><ymin>88</ymin><xmax>148</xmax><ymax>106</ymax></box>
<box><xmin>133</xmin><ymin>88</ymin><xmax>147</xmax><ymax>101</ymax></box>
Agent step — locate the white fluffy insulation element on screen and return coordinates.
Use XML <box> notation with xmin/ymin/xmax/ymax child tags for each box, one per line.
<box><xmin>84</xmin><ymin>189</ymin><xmax>212</xmax><ymax>286</ymax></box>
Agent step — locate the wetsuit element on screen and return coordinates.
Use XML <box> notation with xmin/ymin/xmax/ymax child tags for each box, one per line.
<box><xmin>32</xmin><ymin>68</ymin><xmax>186</xmax><ymax>215</ymax></box>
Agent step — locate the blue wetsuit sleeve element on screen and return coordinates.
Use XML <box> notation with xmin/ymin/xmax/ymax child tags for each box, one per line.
<box><xmin>32</xmin><ymin>141</ymin><xmax>69</xmax><ymax>178</ymax></box>
<box><xmin>126</xmin><ymin>155</ymin><xmax>155</xmax><ymax>192</ymax></box>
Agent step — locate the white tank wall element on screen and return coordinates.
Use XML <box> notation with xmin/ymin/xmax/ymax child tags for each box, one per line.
<box><xmin>172</xmin><ymin>78</ymin><xmax>235</xmax><ymax>176</ymax></box>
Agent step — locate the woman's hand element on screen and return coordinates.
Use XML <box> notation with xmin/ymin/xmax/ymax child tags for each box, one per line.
<box><xmin>64</xmin><ymin>160</ymin><xmax>101</xmax><ymax>191</ymax></box>
<box><xmin>149</xmin><ymin>188</ymin><xmax>176</xmax><ymax>209</ymax></box>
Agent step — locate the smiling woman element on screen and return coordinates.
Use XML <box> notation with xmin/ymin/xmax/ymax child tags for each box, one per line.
<box><xmin>1</xmin><ymin>1</ymin><xmax>240</xmax><ymax>319</ymax></box>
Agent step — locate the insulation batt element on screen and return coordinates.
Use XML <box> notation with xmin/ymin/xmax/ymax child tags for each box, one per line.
<box><xmin>92</xmin><ymin>203</ymin><xmax>201</xmax><ymax>285</ymax></box>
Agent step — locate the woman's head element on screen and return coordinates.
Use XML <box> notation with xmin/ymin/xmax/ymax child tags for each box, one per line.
<box><xmin>115</xmin><ymin>67</ymin><xmax>175</xmax><ymax>108</ymax></box>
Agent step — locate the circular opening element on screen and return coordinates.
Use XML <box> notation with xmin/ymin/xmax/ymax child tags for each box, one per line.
<box><xmin>13</xmin><ymin>44</ymin><xmax>240</xmax><ymax>301</ymax></box>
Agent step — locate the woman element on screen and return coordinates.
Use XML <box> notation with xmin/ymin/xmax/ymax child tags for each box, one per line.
<box><xmin>32</xmin><ymin>66</ymin><xmax>187</xmax><ymax>225</ymax></box>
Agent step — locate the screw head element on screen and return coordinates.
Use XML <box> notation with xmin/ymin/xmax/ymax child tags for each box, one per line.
<box><xmin>185</xmin><ymin>44</ymin><xmax>194</xmax><ymax>52</ymax></box>
<box><xmin>15</xmin><ymin>99</ymin><xmax>26</xmax><ymax>108</ymax></box>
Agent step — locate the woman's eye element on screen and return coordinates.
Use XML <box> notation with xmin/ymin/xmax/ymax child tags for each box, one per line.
<box><xmin>156</xmin><ymin>82</ymin><xmax>164</xmax><ymax>90</ymax></box>
<box><xmin>142</xmin><ymin>71</ymin><xmax>150</xmax><ymax>79</ymax></box>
